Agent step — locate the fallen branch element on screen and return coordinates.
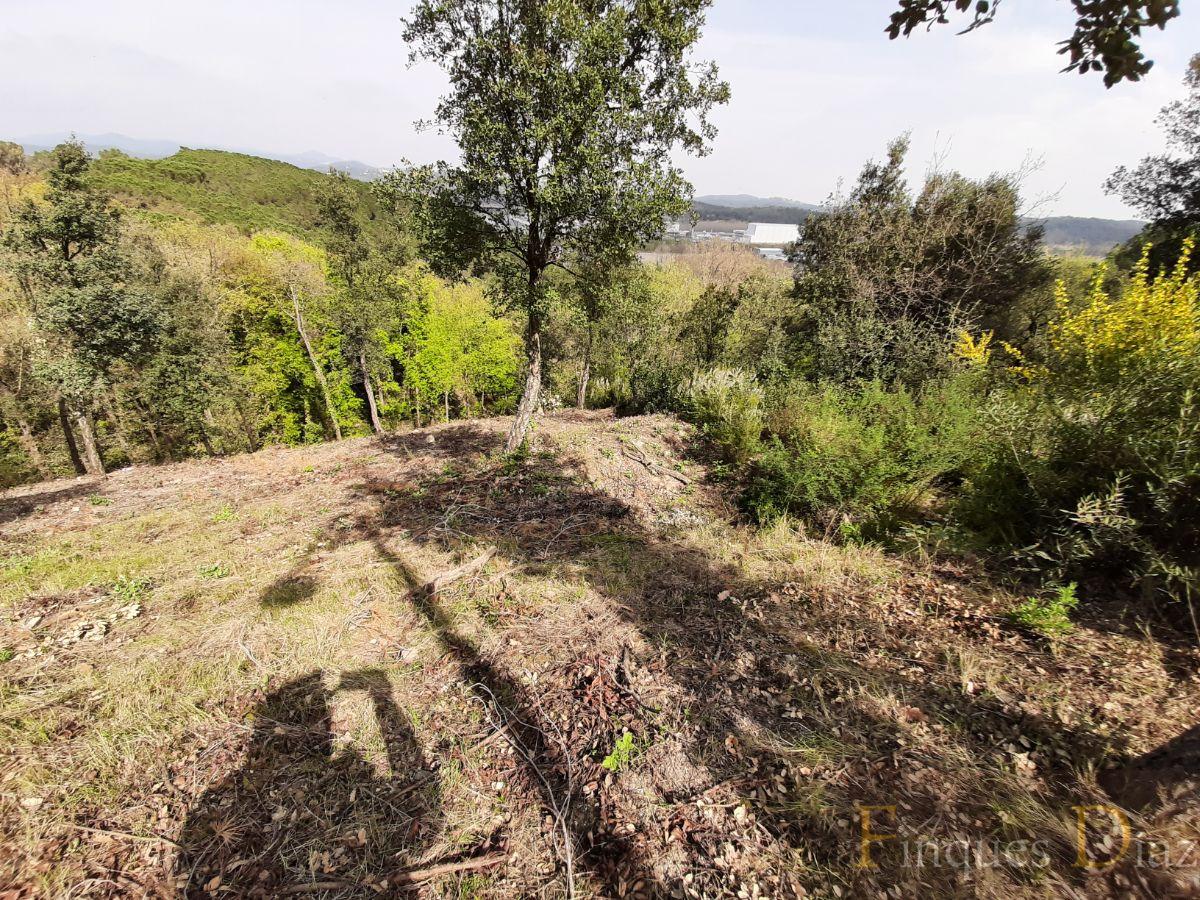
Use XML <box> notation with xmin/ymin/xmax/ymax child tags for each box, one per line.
<box><xmin>621</xmin><ymin>446</ymin><xmax>691</xmax><ymax>485</ymax></box>
<box><xmin>390</xmin><ymin>853</ymin><xmax>508</xmax><ymax>887</ymax></box>
<box><xmin>281</xmin><ymin>853</ymin><xmax>508</xmax><ymax>894</ymax></box>
<box><xmin>422</xmin><ymin>547</ymin><xmax>496</xmax><ymax>596</ymax></box>
<box><xmin>64</xmin><ymin>823</ymin><xmax>182</xmax><ymax>848</ymax></box>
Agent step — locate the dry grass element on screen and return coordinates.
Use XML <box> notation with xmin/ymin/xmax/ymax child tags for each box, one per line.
<box><xmin>1</xmin><ymin>410</ymin><xmax>1198</xmax><ymax>898</ymax></box>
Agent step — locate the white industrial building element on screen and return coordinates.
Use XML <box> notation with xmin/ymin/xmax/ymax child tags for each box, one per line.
<box><xmin>742</xmin><ymin>222</ymin><xmax>799</xmax><ymax>245</ymax></box>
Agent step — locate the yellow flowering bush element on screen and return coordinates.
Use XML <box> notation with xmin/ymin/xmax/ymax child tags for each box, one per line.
<box><xmin>1046</xmin><ymin>238</ymin><xmax>1199</xmax><ymax>382</ymax></box>
<box><xmin>952</xmin><ymin>329</ymin><xmax>993</xmax><ymax>367</ymax></box>
<box><xmin>961</xmin><ymin>241</ymin><xmax>1200</xmax><ymax>609</ymax></box>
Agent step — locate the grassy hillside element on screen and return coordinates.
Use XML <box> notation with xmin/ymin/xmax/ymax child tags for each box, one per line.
<box><xmin>89</xmin><ymin>148</ymin><xmax>373</xmax><ymax>237</ymax></box>
<box><xmin>2</xmin><ymin>411</ymin><xmax>1196</xmax><ymax>897</ymax></box>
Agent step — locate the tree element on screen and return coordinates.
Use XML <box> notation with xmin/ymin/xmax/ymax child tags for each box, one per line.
<box><xmin>0</xmin><ymin>308</ymin><xmax>50</xmax><ymax>479</ymax></box>
<box><xmin>0</xmin><ymin>142</ymin><xmax>26</xmax><ymax>177</ymax></box>
<box><xmin>398</xmin><ymin>0</ymin><xmax>728</xmax><ymax>452</ymax></box>
<box><xmin>563</xmin><ymin>259</ymin><xmax>644</xmax><ymax>409</ymax></box>
<box><xmin>1107</xmin><ymin>53</ymin><xmax>1200</xmax><ymax>274</ymax></box>
<box><xmin>316</xmin><ymin>171</ymin><xmax>408</xmax><ymax>435</ymax></box>
<box><xmin>791</xmin><ymin>137</ymin><xmax>1050</xmax><ymax>385</ymax></box>
<box><xmin>245</xmin><ymin>232</ymin><xmax>346</xmax><ymax>441</ymax></box>
<box><xmin>1</xmin><ymin>141</ymin><xmax>160</xmax><ymax>476</ymax></box>
<box><xmin>887</xmin><ymin>0</ymin><xmax>1180</xmax><ymax>87</ymax></box>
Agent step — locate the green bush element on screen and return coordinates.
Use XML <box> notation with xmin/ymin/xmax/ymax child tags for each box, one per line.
<box><xmin>1009</xmin><ymin>583</ymin><xmax>1078</xmax><ymax>636</ymax></box>
<box><xmin>684</xmin><ymin>368</ymin><xmax>764</xmax><ymax>465</ymax></box>
<box><xmin>960</xmin><ymin>246</ymin><xmax>1200</xmax><ymax>607</ymax></box>
<box><xmin>674</xmin><ymin>364</ymin><xmax>986</xmax><ymax>536</ymax></box>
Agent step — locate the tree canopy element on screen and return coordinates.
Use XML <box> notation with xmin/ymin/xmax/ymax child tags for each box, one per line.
<box><xmin>887</xmin><ymin>0</ymin><xmax>1180</xmax><ymax>87</ymax></box>
<box><xmin>396</xmin><ymin>0</ymin><xmax>728</xmax><ymax>451</ymax></box>
<box><xmin>1107</xmin><ymin>53</ymin><xmax>1200</xmax><ymax>272</ymax></box>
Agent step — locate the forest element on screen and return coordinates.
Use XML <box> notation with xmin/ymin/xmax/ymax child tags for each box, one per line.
<box><xmin>2</xmin><ymin>1</ymin><xmax>1199</xmax><ymax>897</ymax></box>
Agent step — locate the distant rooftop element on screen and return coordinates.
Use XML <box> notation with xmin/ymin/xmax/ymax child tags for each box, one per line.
<box><xmin>743</xmin><ymin>222</ymin><xmax>799</xmax><ymax>246</ymax></box>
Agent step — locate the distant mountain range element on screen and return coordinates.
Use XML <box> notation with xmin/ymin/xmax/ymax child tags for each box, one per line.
<box><xmin>691</xmin><ymin>194</ymin><xmax>1144</xmax><ymax>256</ymax></box>
<box><xmin>695</xmin><ymin>194</ymin><xmax>819</xmax><ymax>211</ymax></box>
<box><xmin>14</xmin><ymin>132</ymin><xmax>385</xmax><ymax>181</ymax></box>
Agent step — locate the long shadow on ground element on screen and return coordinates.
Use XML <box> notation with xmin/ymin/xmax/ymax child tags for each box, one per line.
<box><xmin>179</xmin><ymin>423</ymin><xmax>1191</xmax><ymax>897</ymax></box>
<box><xmin>175</xmin><ymin>670</ymin><xmax>448</xmax><ymax>897</ymax></box>
<box><xmin>348</xmin><ymin>426</ymin><xmax>1168</xmax><ymax>896</ymax></box>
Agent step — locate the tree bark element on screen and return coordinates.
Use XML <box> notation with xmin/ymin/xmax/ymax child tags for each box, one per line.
<box><xmin>576</xmin><ymin>324</ymin><xmax>593</xmax><ymax>410</ymax></box>
<box><xmin>444</xmin><ymin>390</ymin><xmax>450</xmax><ymax>422</ymax></box>
<box><xmin>506</xmin><ymin>312</ymin><xmax>543</xmax><ymax>453</ymax></box>
<box><xmin>360</xmin><ymin>346</ymin><xmax>384</xmax><ymax>435</ymax></box>
<box><xmin>132</xmin><ymin>395</ymin><xmax>165</xmax><ymax>461</ymax></box>
<box><xmin>58</xmin><ymin>397</ymin><xmax>85</xmax><ymax>475</ymax></box>
<box><xmin>71</xmin><ymin>404</ymin><xmax>105</xmax><ymax>476</ymax></box>
<box><xmin>290</xmin><ymin>285</ymin><xmax>342</xmax><ymax>442</ymax></box>
<box><xmin>234</xmin><ymin>400</ymin><xmax>260</xmax><ymax>453</ymax></box>
<box><xmin>198</xmin><ymin>426</ymin><xmax>216</xmax><ymax>457</ymax></box>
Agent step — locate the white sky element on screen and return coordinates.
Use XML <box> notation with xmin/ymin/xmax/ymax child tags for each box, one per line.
<box><xmin>2</xmin><ymin>0</ymin><xmax>1197</xmax><ymax>218</ymax></box>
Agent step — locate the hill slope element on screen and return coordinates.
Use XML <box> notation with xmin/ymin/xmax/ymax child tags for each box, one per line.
<box><xmin>90</xmin><ymin>148</ymin><xmax>374</xmax><ymax>237</ymax></box>
<box><xmin>2</xmin><ymin>411</ymin><xmax>1195</xmax><ymax>897</ymax></box>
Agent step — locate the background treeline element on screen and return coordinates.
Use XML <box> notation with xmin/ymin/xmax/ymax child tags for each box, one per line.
<box><xmin>0</xmin><ymin>141</ymin><xmax>522</xmax><ymax>481</ymax></box>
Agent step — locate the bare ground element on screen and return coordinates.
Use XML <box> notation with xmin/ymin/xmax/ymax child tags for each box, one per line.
<box><xmin>1</xmin><ymin>410</ymin><xmax>1197</xmax><ymax>899</ymax></box>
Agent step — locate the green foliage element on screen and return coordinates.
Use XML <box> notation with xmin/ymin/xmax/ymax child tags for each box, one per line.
<box><xmin>111</xmin><ymin>574</ymin><xmax>150</xmax><ymax>603</ymax></box>
<box><xmin>1009</xmin><ymin>584</ymin><xmax>1079</xmax><ymax>637</ymax></box>
<box><xmin>740</xmin><ymin>376</ymin><xmax>982</xmax><ymax>533</ymax></box>
<box><xmin>401</xmin><ymin>275</ymin><xmax>521</xmax><ymax>420</ymax></box>
<box><xmin>956</xmin><ymin>241</ymin><xmax>1200</xmax><ymax>604</ymax></box>
<box><xmin>601</xmin><ymin>731</ymin><xmax>641</xmax><ymax>773</ymax></box>
<box><xmin>4</xmin><ymin>141</ymin><xmax>162</xmax><ymax>387</ymax></box>
<box><xmin>0</xmin><ymin>429</ymin><xmax>29</xmax><ymax>488</ymax></box>
<box><xmin>397</xmin><ymin>0</ymin><xmax>728</xmax><ymax>449</ymax></box>
<box><xmin>91</xmin><ymin>149</ymin><xmax>374</xmax><ymax>238</ymax></box>
<box><xmin>887</xmin><ymin>1</ymin><xmax>1180</xmax><ymax>87</ymax></box>
<box><xmin>791</xmin><ymin>136</ymin><xmax>1051</xmax><ymax>386</ymax></box>
<box><xmin>1108</xmin><ymin>55</ymin><xmax>1200</xmax><ymax>276</ymax></box>
<box><xmin>685</xmin><ymin>369</ymin><xmax>764</xmax><ymax>466</ymax></box>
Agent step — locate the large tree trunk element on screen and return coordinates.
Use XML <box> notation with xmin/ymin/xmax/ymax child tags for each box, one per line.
<box><xmin>71</xmin><ymin>404</ymin><xmax>105</xmax><ymax>476</ymax></box>
<box><xmin>58</xmin><ymin>397</ymin><xmax>85</xmax><ymax>475</ymax></box>
<box><xmin>360</xmin><ymin>346</ymin><xmax>384</xmax><ymax>435</ymax></box>
<box><xmin>290</xmin><ymin>285</ymin><xmax>342</xmax><ymax>442</ymax></box>
<box><xmin>576</xmin><ymin>324</ymin><xmax>593</xmax><ymax>410</ymax></box>
<box><xmin>506</xmin><ymin>312</ymin><xmax>543</xmax><ymax>453</ymax></box>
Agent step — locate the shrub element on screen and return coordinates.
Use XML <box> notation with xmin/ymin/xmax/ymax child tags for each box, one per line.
<box><xmin>601</xmin><ymin>731</ymin><xmax>641</xmax><ymax>773</ymax></box>
<box><xmin>963</xmin><ymin>241</ymin><xmax>1200</xmax><ymax>611</ymax></box>
<box><xmin>1009</xmin><ymin>583</ymin><xmax>1078</xmax><ymax>636</ymax></box>
<box><xmin>684</xmin><ymin>368</ymin><xmax>764</xmax><ymax>465</ymax></box>
<box><xmin>742</xmin><ymin>376</ymin><xmax>983</xmax><ymax>534</ymax></box>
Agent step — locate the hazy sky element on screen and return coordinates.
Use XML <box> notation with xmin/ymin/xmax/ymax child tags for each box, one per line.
<box><xmin>3</xmin><ymin>0</ymin><xmax>1198</xmax><ymax>217</ymax></box>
